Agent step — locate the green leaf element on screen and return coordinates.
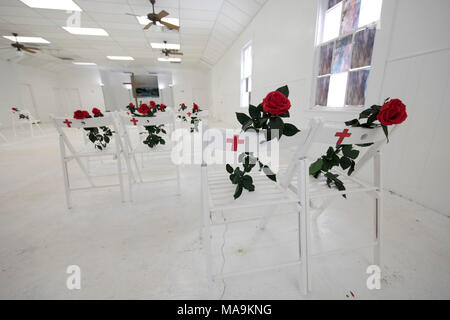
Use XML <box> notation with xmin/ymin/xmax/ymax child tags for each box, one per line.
<box><xmin>261</xmin><ymin>165</ymin><xmax>277</xmax><ymax>182</ymax></box>
<box><xmin>236</xmin><ymin>112</ymin><xmax>251</xmax><ymax>126</ymax></box>
<box><xmin>359</xmin><ymin>109</ymin><xmax>373</xmax><ymax>119</ymax></box>
<box><xmin>348</xmin><ymin>161</ymin><xmax>356</xmax><ymax>176</ymax></box>
<box><xmin>345</xmin><ymin>119</ymin><xmax>360</xmax><ymax>127</ymax></box>
<box><xmin>309</xmin><ymin>159</ymin><xmax>323</xmax><ymax>175</ymax></box>
<box><xmin>268</xmin><ymin>117</ymin><xmax>284</xmax><ymax>139</ymax></box>
<box><xmin>382</xmin><ymin>125</ymin><xmax>389</xmax><ymax>142</ymax></box>
<box><xmin>326</xmin><ymin>147</ymin><xmax>335</xmax><ymax>159</ymax></box>
<box><xmin>283</xmin><ymin>123</ymin><xmax>300</xmax><ymax>136</ymax></box>
<box><xmin>367</xmin><ymin>112</ymin><xmax>378</xmax><ymax>125</ymax></box>
<box><xmin>234</xmin><ymin>184</ymin><xmax>243</xmax><ymax>199</ymax></box>
<box><xmin>248</xmin><ymin>105</ymin><xmax>260</xmax><ymax>119</ymax></box>
<box><xmin>339</xmin><ymin>156</ymin><xmax>352</xmax><ymax>170</ymax></box>
<box><xmin>242</xmin><ymin>175</ymin><xmax>254</xmax><ymax>190</ymax></box>
<box><xmin>342</xmin><ymin>145</ymin><xmax>360</xmax><ymax>159</ymax></box>
<box><xmin>242</xmin><ymin>119</ymin><xmax>254</xmax><ymax>132</ymax></box>
<box><xmin>276</xmin><ymin>85</ymin><xmax>289</xmax><ymax>98</ymax></box>
<box><xmin>226</xmin><ymin>164</ymin><xmax>233</xmax><ymax>174</ymax></box>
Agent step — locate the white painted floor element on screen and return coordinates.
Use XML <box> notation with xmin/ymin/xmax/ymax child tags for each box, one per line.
<box><xmin>0</xmin><ymin>124</ymin><xmax>449</xmax><ymax>299</ymax></box>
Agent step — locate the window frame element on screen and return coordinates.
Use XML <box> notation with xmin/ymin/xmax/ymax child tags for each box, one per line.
<box><xmin>240</xmin><ymin>41</ymin><xmax>253</xmax><ymax>108</ymax></box>
<box><xmin>309</xmin><ymin>0</ymin><xmax>382</xmax><ymax>113</ymax></box>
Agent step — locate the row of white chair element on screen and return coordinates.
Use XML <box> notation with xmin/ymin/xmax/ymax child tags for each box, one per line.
<box><xmin>51</xmin><ymin>109</ymin><xmax>392</xmax><ymax>295</ymax></box>
<box><xmin>51</xmin><ymin>110</ymin><xmax>180</xmax><ymax>209</ymax></box>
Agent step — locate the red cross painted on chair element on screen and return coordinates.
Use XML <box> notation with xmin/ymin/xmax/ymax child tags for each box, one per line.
<box><xmin>226</xmin><ymin>135</ymin><xmax>245</xmax><ymax>152</ymax></box>
<box><xmin>130</xmin><ymin>118</ymin><xmax>138</xmax><ymax>126</ymax></box>
<box><xmin>335</xmin><ymin>129</ymin><xmax>352</xmax><ymax>145</ymax></box>
<box><xmin>63</xmin><ymin>119</ymin><xmax>72</xmax><ymax>128</ymax></box>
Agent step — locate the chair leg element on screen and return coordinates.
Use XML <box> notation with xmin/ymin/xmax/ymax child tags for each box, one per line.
<box><xmin>62</xmin><ymin>159</ymin><xmax>71</xmax><ymax>209</ymax></box>
<box><xmin>117</xmin><ymin>153</ymin><xmax>125</xmax><ymax>203</ymax></box>
<box><xmin>30</xmin><ymin>122</ymin><xmax>34</xmax><ymax>138</ymax></box>
<box><xmin>201</xmin><ymin>165</ymin><xmax>213</xmax><ymax>289</ymax></box>
<box><xmin>299</xmin><ymin>203</ymin><xmax>309</xmax><ymax>295</ymax></box>
<box><xmin>373</xmin><ymin>197</ymin><xmax>382</xmax><ymax>266</ymax></box>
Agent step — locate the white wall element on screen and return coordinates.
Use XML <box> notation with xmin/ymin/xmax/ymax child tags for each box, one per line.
<box><xmin>0</xmin><ymin>60</ymin><xmax>107</xmax><ymax>123</ymax></box>
<box><xmin>99</xmin><ymin>68</ymin><xmax>211</xmax><ymax>111</ymax></box>
<box><xmin>0</xmin><ymin>59</ymin><xmax>59</xmax><ymax>124</ymax></box>
<box><xmin>211</xmin><ymin>0</ymin><xmax>450</xmax><ymax>215</ymax></box>
<box><xmin>172</xmin><ymin>66</ymin><xmax>212</xmax><ymax>110</ymax></box>
<box><xmin>55</xmin><ymin>67</ymin><xmax>105</xmax><ymax>116</ymax></box>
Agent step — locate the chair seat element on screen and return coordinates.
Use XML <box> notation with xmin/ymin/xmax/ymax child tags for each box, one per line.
<box><xmin>207</xmin><ymin>169</ymin><xmax>299</xmax><ymax>212</ymax></box>
<box><xmin>279</xmin><ymin>165</ymin><xmax>378</xmax><ymax>199</ymax></box>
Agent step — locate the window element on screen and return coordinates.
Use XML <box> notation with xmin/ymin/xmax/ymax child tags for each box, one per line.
<box><xmin>241</xmin><ymin>42</ymin><xmax>252</xmax><ymax>108</ymax></box>
<box><xmin>313</xmin><ymin>0</ymin><xmax>382</xmax><ymax>109</ymax></box>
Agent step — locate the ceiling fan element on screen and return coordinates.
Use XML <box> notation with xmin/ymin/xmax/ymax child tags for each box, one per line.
<box><xmin>0</xmin><ymin>33</ymin><xmax>41</xmax><ymax>54</ymax></box>
<box><xmin>127</xmin><ymin>0</ymin><xmax>180</xmax><ymax>31</ymax></box>
<box><xmin>161</xmin><ymin>41</ymin><xmax>183</xmax><ymax>57</ymax></box>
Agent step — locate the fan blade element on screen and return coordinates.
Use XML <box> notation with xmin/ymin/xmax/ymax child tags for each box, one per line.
<box><xmin>170</xmin><ymin>51</ymin><xmax>183</xmax><ymax>55</ymax></box>
<box><xmin>156</xmin><ymin>10</ymin><xmax>169</xmax><ymax>19</ymax></box>
<box><xmin>159</xmin><ymin>20</ymin><xmax>179</xmax><ymax>30</ymax></box>
<box><xmin>23</xmin><ymin>48</ymin><xmax>37</xmax><ymax>54</ymax></box>
<box><xmin>143</xmin><ymin>22</ymin><xmax>153</xmax><ymax>30</ymax></box>
<box><xmin>126</xmin><ymin>13</ymin><xmax>141</xmax><ymax>16</ymax></box>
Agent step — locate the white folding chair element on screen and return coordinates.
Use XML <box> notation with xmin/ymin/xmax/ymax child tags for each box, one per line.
<box><xmin>11</xmin><ymin>109</ymin><xmax>43</xmax><ymax>138</ymax></box>
<box><xmin>280</xmin><ymin>118</ymin><xmax>396</xmax><ymax>292</ymax></box>
<box><xmin>200</xmin><ymin>121</ymin><xmax>309</xmax><ymax>294</ymax></box>
<box><xmin>51</xmin><ymin>114</ymin><xmax>129</xmax><ymax>209</ymax></box>
<box><xmin>118</xmin><ymin>110</ymin><xmax>180</xmax><ymax>200</ymax></box>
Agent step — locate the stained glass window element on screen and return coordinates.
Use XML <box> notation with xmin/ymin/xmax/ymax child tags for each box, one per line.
<box><xmin>346</xmin><ymin>68</ymin><xmax>370</xmax><ymax>105</ymax></box>
<box><xmin>318</xmin><ymin>43</ymin><xmax>334</xmax><ymax>75</ymax></box>
<box><xmin>332</xmin><ymin>35</ymin><xmax>352</xmax><ymax>73</ymax></box>
<box><xmin>316</xmin><ymin>76</ymin><xmax>330</xmax><ymax>106</ymax></box>
<box><xmin>341</xmin><ymin>0</ymin><xmax>361</xmax><ymax>35</ymax></box>
<box><xmin>351</xmin><ymin>27</ymin><xmax>376</xmax><ymax>68</ymax></box>
<box><xmin>314</xmin><ymin>0</ymin><xmax>382</xmax><ymax>108</ymax></box>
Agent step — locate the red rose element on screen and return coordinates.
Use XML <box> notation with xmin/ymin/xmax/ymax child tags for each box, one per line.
<box><xmin>138</xmin><ymin>104</ymin><xmax>150</xmax><ymax>115</ymax></box>
<box><xmin>262</xmin><ymin>91</ymin><xmax>291</xmax><ymax>116</ymax></box>
<box><xmin>150</xmin><ymin>101</ymin><xmax>156</xmax><ymax>108</ymax></box>
<box><xmin>74</xmin><ymin>110</ymin><xmax>89</xmax><ymax>119</ymax></box>
<box><xmin>193</xmin><ymin>103</ymin><xmax>199</xmax><ymax>112</ymax></box>
<box><xmin>187</xmin><ymin>112</ymin><xmax>191</xmax><ymax>117</ymax></box>
<box><xmin>92</xmin><ymin>108</ymin><xmax>102</xmax><ymax>116</ymax></box>
<box><xmin>128</xmin><ymin>103</ymin><xmax>134</xmax><ymax>107</ymax></box>
<box><xmin>377</xmin><ymin>99</ymin><xmax>407</xmax><ymax>126</ymax></box>
<box><xmin>12</xmin><ymin>107</ymin><xmax>18</xmax><ymax>111</ymax></box>
<box><xmin>159</xmin><ymin>104</ymin><xmax>166</xmax><ymax>110</ymax></box>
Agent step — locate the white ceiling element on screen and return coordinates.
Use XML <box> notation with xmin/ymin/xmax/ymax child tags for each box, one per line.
<box><xmin>0</xmin><ymin>0</ymin><xmax>267</xmax><ymax>72</ymax></box>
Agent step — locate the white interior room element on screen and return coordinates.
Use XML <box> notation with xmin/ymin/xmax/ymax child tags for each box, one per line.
<box><xmin>0</xmin><ymin>0</ymin><xmax>449</xmax><ymax>300</ymax></box>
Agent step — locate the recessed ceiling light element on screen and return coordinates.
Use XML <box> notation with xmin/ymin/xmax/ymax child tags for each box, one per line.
<box><xmin>3</xmin><ymin>36</ymin><xmax>50</xmax><ymax>44</ymax></box>
<box><xmin>62</xmin><ymin>27</ymin><xmax>108</xmax><ymax>36</ymax></box>
<box><xmin>136</xmin><ymin>16</ymin><xmax>179</xmax><ymax>28</ymax></box>
<box><xmin>107</xmin><ymin>56</ymin><xmax>134</xmax><ymax>61</ymax></box>
<box><xmin>20</xmin><ymin>0</ymin><xmax>82</xmax><ymax>11</ymax></box>
<box><xmin>151</xmin><ymin>42</ymin><xmax>180</xmax><ymax>50</ymax></box>
<box><xmin>158</xmin><ymin>57</ymin><xmax>181</xmax><ymax>62</ymax></box>
<box><xmin>73</xmin><ymin>62</ymin><xmax>96</xmax><ymax>65</ymax></box>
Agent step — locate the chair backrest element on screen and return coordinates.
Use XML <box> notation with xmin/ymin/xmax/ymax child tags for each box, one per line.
<box><xmin>201</xmin><ymin>120</ymin><xmax>302</xmax><ymax>171</ymax></box>
<box><xmin>52</xmin><ymin>114</ymin><xmax>117</xmax><ymax>129</ymax></box>
<box><xmin>51</xmin><ymin>113</ymin><xmax>122</xmax><ymax>153</ymax></box>
<box><xmin>119</xmin><ymin>110</ymin><xmax>175</xmax><ymax>128</ymax></box>
<box><xmin>280</xmin><ymin>118</ymin><xmax>394</xmax><ymax>188</ymax></box>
